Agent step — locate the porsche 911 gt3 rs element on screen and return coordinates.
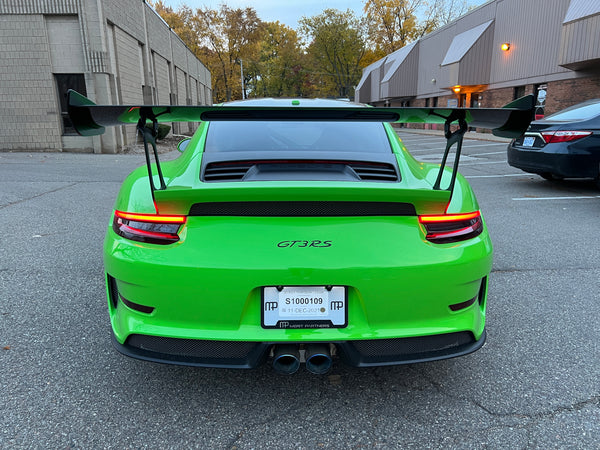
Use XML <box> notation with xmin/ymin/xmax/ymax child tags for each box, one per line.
<box><xmin>68</xmin><ymin>91</ymin><xmax>534</xmax><ymax>374</ymax></box>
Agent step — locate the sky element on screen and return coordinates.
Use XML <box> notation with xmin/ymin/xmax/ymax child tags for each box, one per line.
<box><xmin>159</xmin><ymin>0</ymin><xmax>365</xmax><ymax>29</ymax></box>
<box><xmin>158</xmin><ymin>0</ymin><xmax>489</xmax><ymax>31</ymax></box>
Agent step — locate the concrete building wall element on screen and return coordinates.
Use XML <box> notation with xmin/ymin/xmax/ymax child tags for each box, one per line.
<box><xmin>46</xmin><ymin>15</ymin><xmax>86</xmax><ymax>73</ymax></box>
<box><xmin>0</xmin><ymin>0</ymin><xmax>212</xmax><ymax>153</ymax></box>
<box><xmin>145</xmin><ymin>4</ymin><xmax>171</xmax><ymax>59</ymax></box>
<box><xmin>113</xmin><ymin>27</ymin><xmax>143</xmax><ymax>145</ymax></box>
<box><xmin>0</xmin><ymin>14</ymin><xmax>62</xmax><ymax>151</ymax></box>
<box><xmin>153</xmin><ymin>52</ymin><xmax>170</xmax><ymax>104</ymax></box>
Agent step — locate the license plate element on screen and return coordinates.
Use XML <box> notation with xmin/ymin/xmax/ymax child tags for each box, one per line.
<box><xmin>262</xmin><ymin>286</ymin><xmax>347</xmax><ymax>329</ymax></box>
<box><xmin>523</xmin><ymin>136</ymin><xmax>535</xmax><ymax>147</ymax></box>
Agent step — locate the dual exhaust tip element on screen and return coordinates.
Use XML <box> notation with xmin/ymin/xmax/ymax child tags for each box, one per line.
<box><xmin>272</xmin><ymin>344</ymin><xmax>332</xmax><ymax>375</ymax></box>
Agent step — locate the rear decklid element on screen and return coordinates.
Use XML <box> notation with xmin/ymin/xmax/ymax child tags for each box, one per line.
<box><xmin>152</xmin><ymin>183</ymin><xmax>451</xmax><ymax>216</ymax></box>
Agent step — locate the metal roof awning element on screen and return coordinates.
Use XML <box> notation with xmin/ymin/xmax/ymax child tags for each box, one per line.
<box><xmin>562</xmin><ymin>0</ymin><xmax>600</xmax><ymax>24</ymax></box>
<box><xmin>355</xmin><ymin>58</ymin><xmax>387</xmax><ymax>103</ymax></box>
<box><xmin>558</xmin><ymin>0</ymin><xmax>600</xmax><ymax>70</ymax></box>
<box><xmin>380</xmin><ymin>42</ymin><xmax>419</xmax><ymax>99</ymax></box>
<box><xmin>441</xmin><ymin>20</ymin><xmax>493</xmax><ymax>66</ymax></box>
<box><xmin>440</xmin><ymin>20</ymin><xmax>494</xmax><ymax>90</ymax></box>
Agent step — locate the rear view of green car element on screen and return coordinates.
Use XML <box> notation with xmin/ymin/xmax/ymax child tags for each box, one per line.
<box><xmin>69</xmin><ymin>91</ymin><xmax>533</xmax><ymax>374</ymax></box>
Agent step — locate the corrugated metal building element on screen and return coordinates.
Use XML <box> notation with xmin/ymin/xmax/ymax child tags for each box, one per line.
<box><xmin>0</xmin><ymin>0</ymin><xmax>212</xmax><ymax>153</ymax></box>
<box><xmin>355</xmin><ymin>0</ymin><xmax>600</xmax><ymax>121</ymax></box>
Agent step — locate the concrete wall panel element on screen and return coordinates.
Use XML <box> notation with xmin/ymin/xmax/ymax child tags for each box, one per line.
<box><xmin>0</xmin><ymin>15</ymin><xmax>61</xmax><ymax>151</ymax></box>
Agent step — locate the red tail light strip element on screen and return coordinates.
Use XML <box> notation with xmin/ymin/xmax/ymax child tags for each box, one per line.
<box><xmin>541</xmin><ymin>131</ymin><xmax>591</xmax><ymax>143</ymax></box>
<box><xmin>113</xmin><ymin>210</ymin><xmax>186</xmax><ymax>245</ymax></box>
<box><xmin>114</xmin><ymin>210</ymin><xmax>186</xmax><ymax>224</ymax></box>
<box><xmin>117</xmin><ymin>223</ymin><xmax>181</xmax><ymax>241</ymax></box>
<box><xmin>418</xmin><ymin>211</ymin><xmax>480</xmax><ymax>223</ymax></box>
<box><xmin>418</xmin><ymin>211</ymin><xmax>483</xmax><ymax>244</ymax></box>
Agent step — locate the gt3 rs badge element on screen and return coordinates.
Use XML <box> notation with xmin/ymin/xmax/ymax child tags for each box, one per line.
<box><xmin>277</xmin><ymin>240</ymin><xmax>332</xmax><ymax>248</ymax></box>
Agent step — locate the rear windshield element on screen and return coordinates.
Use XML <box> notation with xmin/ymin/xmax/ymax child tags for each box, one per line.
<box><xmin>204</xmin><ymin>121</ymin><xmax>392</xmax><ymax>153</ymax></box>
<box><xmin>542</xmin><ymin>100</ymin><xmax>600</xmax><ymax>122</ymax></box>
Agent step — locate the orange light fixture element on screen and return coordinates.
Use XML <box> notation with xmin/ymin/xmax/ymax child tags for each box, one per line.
<box><xmin>452</xmin><ymin>86</ymin><xmax>461</xmax><ymax>93</ymax></box>
<box><xmin>501</xmin><ymin>43</ymin><xmax>510</xmax><ymax>51</ymax></box>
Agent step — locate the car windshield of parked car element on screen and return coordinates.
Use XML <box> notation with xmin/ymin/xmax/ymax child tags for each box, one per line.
<box><xmin>204</xmin><ymin>121</ymin><xmax>392</xmax><ymax>153</ymax></box>
<box><xmin>542</xmin><ymin>100</ymin><xmax>600</xmax><ymax>122</ymax></box>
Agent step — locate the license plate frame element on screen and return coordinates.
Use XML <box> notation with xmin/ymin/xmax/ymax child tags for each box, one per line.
<box><xmin>522</xmin><ymin>136</ymin><xmax>535</xmax><ymax>147</ymax></box>
<box><xmin>261</xmin><ymin>286</ymin><xmax>347</xmax><ymax>329</ymax></box>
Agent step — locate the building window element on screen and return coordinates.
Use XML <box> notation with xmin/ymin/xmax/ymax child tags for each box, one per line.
<box><xmin>55</xmin><ymin>74</ymin><xmax>86</xmax><ymax>135</ymax></box>
<box><xmin>513</xmin><ymin>86</ymin><xmax>525</xmax><ymax>99</ymax></box>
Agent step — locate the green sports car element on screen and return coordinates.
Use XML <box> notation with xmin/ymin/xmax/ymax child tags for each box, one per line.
<box><xmin>68</xmin><ymin>91</ymin><xmax>533</xmax><ymax>374</ymax></box>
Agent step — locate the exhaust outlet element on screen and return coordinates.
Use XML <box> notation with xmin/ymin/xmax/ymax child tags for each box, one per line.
<box><xmin>272</xmin><ymin>345</ymin><xmax>300</xmax><ymax>374</ymax></box>
<box><xmin>305</xmin><ymin>344</ymin><xmax>332</xmax><ymax>374</ymax></box>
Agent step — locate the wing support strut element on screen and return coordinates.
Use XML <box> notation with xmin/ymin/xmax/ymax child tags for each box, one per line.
<box><xmin>433</xmin><ymin>111</ymin><xmax>468</xmax><ymax>197</ymax></box>
<box><xmin>137</xmin><ymin>108</ymin><xmax>166</xmax><ymax>197</ymax></box>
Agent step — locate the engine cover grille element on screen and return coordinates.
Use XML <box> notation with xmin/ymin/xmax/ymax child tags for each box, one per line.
<box><xmin>203</xmin><ymin>160</ymin><xmax>399</xmax><ymax>182</ymax></box>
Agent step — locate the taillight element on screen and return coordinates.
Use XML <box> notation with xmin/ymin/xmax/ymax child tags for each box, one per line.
<box><xmin>418</xmin><ymin>211</ymin><xmax>483</xmax><ymax>244</ymax></box>
<box><xmin>113</xmin><ymin>210</ymin><xmax>186</xmax><ymax>245</ymax></box>
<box><xmin>541</xmin><ymin>131</ymin><xmax>592</xmax><ymax>143</ymax></box>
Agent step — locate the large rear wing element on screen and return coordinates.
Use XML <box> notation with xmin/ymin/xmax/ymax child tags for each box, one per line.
<box><xmin>68</xmin><ymin>90</ymin><xmax>534</xmax><ymax>199</ymax></box>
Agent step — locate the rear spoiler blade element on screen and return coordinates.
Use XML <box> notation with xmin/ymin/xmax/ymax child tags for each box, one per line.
<box><xmin>68</xmin><ymin>90</ymin><xmax>533</xmax><ymax>204</ymax></box>
<box><xmin>68</xmin><ymin>90</ymin><xmax>534</xmax><ymax>139</ymax></box>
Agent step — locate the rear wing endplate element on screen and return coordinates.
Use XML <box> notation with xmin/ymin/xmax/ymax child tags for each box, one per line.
<box><xmin>68</xmin><ymin>90</ymin><xmax>534</xmax><ymax>200</ymax></box>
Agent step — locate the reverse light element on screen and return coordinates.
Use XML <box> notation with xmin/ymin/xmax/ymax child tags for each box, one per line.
<box><xmin>419</xmin><ymin>211</ymin><xmax>483</xmax><ymax>244</ymax></box>
<box><xmin>541</xmin><ymin>130</ymin><xmax>591</xmax><ymax>144</ymax></box>
<box><xmin>113</xmin><ymin>210</ymin><xmax>186</xmax><ymax>244</ymax></box>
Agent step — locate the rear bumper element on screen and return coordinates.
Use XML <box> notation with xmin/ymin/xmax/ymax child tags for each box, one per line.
<box><xmin>112</xmin><ymin>330</ymin><xmax>486</xmax><ymax>368</ymax></box>
<box><xmin>507</xmin><ymin>144</ymin><xmax>600</xmax><ymax>178</ymax></box>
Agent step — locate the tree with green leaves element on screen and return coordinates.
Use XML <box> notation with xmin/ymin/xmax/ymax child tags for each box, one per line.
<box><xmin>192</xmin><ymin>5</ymin><xmax>264</xmax><ymax>102</ymax></box>
<box><xmin>253</xmin><ymin>21</ymin><xmax>307</xmax><ymax>98</ymax></box>
<box><xmin>299</xmin><ymin>9</ymin><xmax>368</xmax><ymax>99</ymax></box>
<box><xmin>364</xmin><ymin>0</ymin><xmax>473</xmax><ymax>54</ymax></box>
<box><xmin>153</xmin><ymin>2</ymin><xmax>264</xmax><ymax>102</ymax></box>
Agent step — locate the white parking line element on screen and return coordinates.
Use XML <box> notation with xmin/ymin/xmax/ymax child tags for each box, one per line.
<box><xmin>460</xmin><ymin>160</ymin><xmax>507</xmax><ymax>166</ymax></box>
<box><xmin>461</xmin><ymin>143</ymin><xmax>507</xmax><ymax>149</ymax></box>
<box><xmin>400</xmin><ymin>139</ymin><xmax>446</xmax><ymax>145</ymax></box>
<box><xmin>407</xmin><ymin>148</ymin><xmax>446</xmax><ymax>153</ymax></box>
<box><xmin>466</xmin><ymin>173</ymin><xmax>529</xmax><ymax>178</ymax></box>
<box><xmin>467</xmin><ymin>151</ymin><xmax>506</xmax><ymax>156</ymax></box>
<box><xmin>512</xmin><ymin>196</ymin><xmax>600</xmax><ymax>201</ymax></box>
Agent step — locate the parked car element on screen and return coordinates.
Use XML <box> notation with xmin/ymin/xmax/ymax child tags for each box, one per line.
<box><xmin>68</xmin><ymin>91</ymin><xmax>532</xmax><ymax>374</ymax></box>
<box><xmin>508</xmin><ymin>99</ymin><xmax>600</xmax><ymax>187</ymax></box>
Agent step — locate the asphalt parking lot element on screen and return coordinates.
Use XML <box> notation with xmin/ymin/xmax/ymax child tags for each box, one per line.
<box><xmin>1</xmin><ymin>131</ymin><xmax>599</xmax><ymax>449</ymax></box>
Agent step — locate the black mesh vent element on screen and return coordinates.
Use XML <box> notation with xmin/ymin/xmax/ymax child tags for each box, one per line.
<box><xmin>203</xmin><ymin>160</ymin><xmax>398</xmax><ymax>182</ymax></box>
<box><xmin>350</xmin><ymin>332</ymin><xmax>474</xmax><ymax>357</ymax></box>
<box><xmin>189</xmin><ymin>201</ymin><xmax>416</xmax><ymax>217</ymax></box>
<box><xmin>349</xmin><ymin>163</ymin><xmax>398</xmax><ymax>181</ymax></box>
<box><xmin>204</xmin><ymin>162</ymin><xmax>254</xmax><ymax>181</ymax></box>
<box><xmin>126</xmin><ymin>334</ymin><xmax>259</xmax><ymax>359</ymax></box>
<box><xmin>107</xmin><ymin>274</ymin><xmax>119</xmax><ymax>309</ymax></box>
